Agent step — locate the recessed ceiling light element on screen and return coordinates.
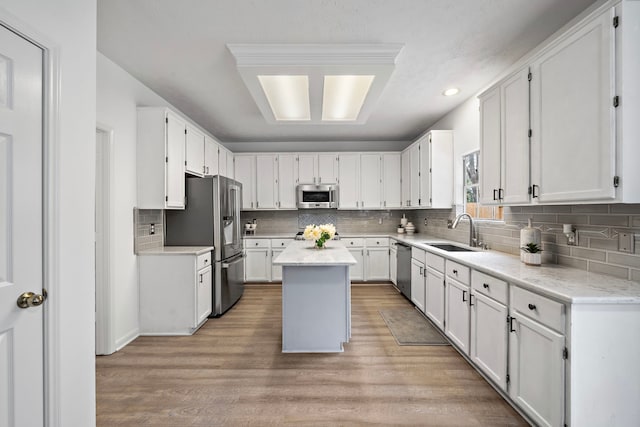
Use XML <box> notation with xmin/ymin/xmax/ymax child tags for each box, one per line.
<box><xmin>322</xmin><ymin>75</ymin><xmax>375</xmax><ymax>121</ymax></box>
<box><xmin>443</xmin><ymin>87</ymin><xmax>460</xmax><ymax>97</ymax></box>
<box><xmin>257</xmin><ymin>75</ymin><xmax>310</xmax><ymax>121</ymax></box>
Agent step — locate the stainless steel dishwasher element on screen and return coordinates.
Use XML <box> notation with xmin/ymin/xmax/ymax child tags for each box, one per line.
<box><xmin>395</xmin><ymin>242</ymin><xmax>412</xmax><ymax>300</ymax></box>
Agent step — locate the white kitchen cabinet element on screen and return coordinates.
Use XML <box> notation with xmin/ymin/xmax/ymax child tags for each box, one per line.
<box><xmin>360</xmin><ymin>154</ymin><xmax>381</xmax><ymax>209</ymax></box>
<box><xmin>139</xmin><ymin>251</ymin><xmax>212</xmax><ymax>335</ymax></box>
<box><xmin>445</xmin><ymin>261</ymin><xmax>471</xmax><ymax>354</ymax></box>
<box><xmin>409</xmin><ymin>143</ymin><xmax>420</xmax><ymax>207</ymax></box>
<box><xmin>530</xmin><ymin>8</ymin><xmax>615</xmax><ymax>203</ymax></box>
<box><xmin>226</xmin><ymin>151</ymin><xmax>234</xmax><ymax>179</ymax></box>
<box><xmin>218</xmin><ymin>147</ymin><xmax>227</xmax><ymax>177</ymax></box>
<box><xmin>348</xmin><ymin>248</ymin><xmax>364</xmax><ymax>281</ymax></box>
<box><xmin>244</xmin><ymin>239</ymin><xmax>271</xmax><ymax>282</ymax></box>
<box><xmin>234</xmin><ymin>155</ymin><xmax>256</xmax><ymax>210</ymax></box>
<box><xmin>278</xmin><ymin>154</ymin><xmax>298</xmax><ymax>209</ymax></box>
<box><xmin>424</xmin><ymin>266</ymin><xmax>445</xmax><ymax>330</ymax></box>
<box><xmin>255</xmin><ymin>154</ymin><xmax>278</xmax><ymax>209</ymax></box>
<box><xmin>317</xmin><ymin>154</ymin><xmax>338</xmax><ymax>184</ymax></box>
<box><xmin>365</xmin><ymin>247</ymin><xmax>390</xmax><ymax>281</ymax></box>
<box><xmin>410</xmin><ymin>258</ymin><xmax>425</xmax><ymax>312</ymax></box>
<box><xmin>470</xmin><ymin>270</ymin><xmax>509</xmax><ymax>391</ymax></box>
<box><xmin>382</xmin><ymin>153</ymin><xmax>402</xmax><ymax>209</ymax></box>
<box><xmin>137</xmin><ymin>108</ymin><xmax>186</xmax><ymax>209</ymax></box>
<box><xmin>479</xmin><ymin>68</ymin><xmax>530</xmax><ymax>205</ymax></box>
<box><xmin>297</xmin><ymin>154</ymin><xmax>318</xmax><ymax>184</ymax></box>
<box><xmin>271</xmin><ymin>248</ymin><xmax>284</xmax><ymax>281</ymax></box>
<box><xmin>204</xmin><ymin>135</ymin><xmax>219</xmax><ymax>176</ymax></box>
<box><xmin>389</xmin><ymin>241</ymin><xmax>397</xmax><ymax>285</ymax></box>
<box><xmin>338</xmin><ymin>154</ymin><xmax>360</xmax><ymax>209</ymax></box>
<box><xmin>185</xmin><ymin>124</ymin><xmax>205</xmax><ymax>177</ymax></box>
<box><xmin>401</xmin><ymin>149</ymin><xmax>411</xmax><ymax>207</ymax></box>
<box><xmin>298</xmin><ymin>153</ymin><xmax>338</xmax><ymax>184</ymax></box>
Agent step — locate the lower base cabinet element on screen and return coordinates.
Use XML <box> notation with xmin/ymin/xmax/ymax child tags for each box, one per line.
<box><xmin>139</xmin><ymin>251</ymin><xmax>212</xmax><ymax>335</ymax></box>
<box><xmin>470</xmin><ymin>292</ymin><xmax>508</xmax><ymax>390</ymax></box>
<box><xmin>410</xmin><ymin>258</ymin><xmax>425</xmax><ymax>312</ymax></box>
<box><xmin>245</xmin><ymin>248</ymin><xmax>270</xmax><ymax>281</ymax></box>
<box><xmin>348</xmin><ymin>248</ymin><xmax>364</xmax><ymax>281</ymax></box>
<box><xmin>424</xmin><ymin>266</ymin><xmax>445</xmax><ymax>330</ymax></box>
<box><xmin>390</xmin><ymin>243</ymin><xmax>397</xmax><ymax>285</ymax></box>
<box><xmin>444</xmin><ymin>278</ymin><xmax>470</xmax><ymax>354</ymax></box>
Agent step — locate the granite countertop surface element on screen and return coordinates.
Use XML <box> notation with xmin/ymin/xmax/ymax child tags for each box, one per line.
<box><xmin>272</xmin><ymin>240</ymin><xmax>357</xmax><ymax>266</ymax></box>
<box><xmin>137</xmin><ymin>246</ymin><xmax>214</xmax><ymax>256</ymax></box>
<box><xmin>244</xmin><ymin>231</ymin><xmax>640</xmax><ymax>304</ymax></box>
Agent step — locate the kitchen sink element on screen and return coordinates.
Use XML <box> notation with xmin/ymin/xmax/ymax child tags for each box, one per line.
<box><xmin>426</xmin><ymin>243</ymin><xmax>475</xmax><ymax>252</ymax></box>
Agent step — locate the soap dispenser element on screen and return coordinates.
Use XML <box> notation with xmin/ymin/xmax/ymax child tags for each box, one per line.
<box><xmin>520</xmin><ymin>218</ymin><xmax>541</xmax><ymax>262</ymax></box>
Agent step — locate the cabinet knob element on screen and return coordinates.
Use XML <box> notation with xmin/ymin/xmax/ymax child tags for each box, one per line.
<box><xmin>483</xmin><ymin>283</ymin><xmax>489</xmax><ymax>289</ymax></box>
<box><xmin>255</xmin><ymin>242</ymin><xmax>259</xmax><ymax>246</ymax></box>
<box><xmin>453</xmin><ymin>269</ymin><xmax>458</xmax><ymax>275</ymax></box>
<box><xmin>205</xmin><ymin>259</ymin><xmax>208</xmax><ymax>263</ymax></box>
<box><xmin>528</xmin><ymin>303</ymin><xmax>537</xmax><ymax>311</ymax></box>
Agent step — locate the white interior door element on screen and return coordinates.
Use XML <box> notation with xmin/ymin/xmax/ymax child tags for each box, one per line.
<box><xmin>0</xmin><ymin>24</ymin><xmax>45</xmax><ymax>427</ymax></box>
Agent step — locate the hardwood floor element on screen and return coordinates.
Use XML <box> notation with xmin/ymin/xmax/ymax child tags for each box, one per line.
<box><xmin>96</xmin><ymin>284</ymin><xmax>527</xmax><ymax>426</ymax></box>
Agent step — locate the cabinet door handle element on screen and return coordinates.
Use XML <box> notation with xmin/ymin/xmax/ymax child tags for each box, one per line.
<box><xmin>528</xmin><ymin>303</ymin><xmax>537</xmax><ymax>311</ymax></box>
<box><xmin>469</xmin><ymin>294</ymin><xmax>474</xmax><ymax>306</ymax></box>
<box><xmin>199</xmin><ymin>274</ymin><xmax>203</xmax><ymax>283</ymax></box>
<box><xmin>493</xmin><ymin>189</ymin><xmax>498</xmax><ymax>201</ymax></box>
<box><xmin>419</xmin><ymin>266</ymin><xmax>423</xmax><ymax>276</ymax></box>
<box><xmin>462</xmin><ymin>290</ymin><xmax>467</xmax><ymax>302</ymax></box>
<box><xmin>509</xmin><ymin>316</ymin><xmax>516</xmax><ymax>333</ymax></box>
<box><xmin>483</xmin><ymin>283</ymin><xmax>489</xmax><ymax>289</ymax></box>
<box><xmin>532</xmin><ymin>184</ymin><xmax>539</xmax><ymax>198</ymax></box>
<box><xmin>498</xmin><ymin>188</ymin><xmax>504</xmax><ymax>200</ymax></box>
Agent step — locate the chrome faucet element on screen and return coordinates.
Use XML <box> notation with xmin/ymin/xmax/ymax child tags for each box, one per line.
<box><xmin>448</xmin><ymin>213</ymin><xmax>477</xmax><ymax>247</ymax></box>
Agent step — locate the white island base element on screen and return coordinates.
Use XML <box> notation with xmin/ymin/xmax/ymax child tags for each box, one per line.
<box><xmin>282</xmin><ymin>265</ymin><xmax>351</xmax><ymax>352</ymax></box>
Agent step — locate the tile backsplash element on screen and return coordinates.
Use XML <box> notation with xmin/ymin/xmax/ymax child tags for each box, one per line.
<box><xmin>134</xmin><ymin>208</ymin><xmax>163</xmax><ymax>252</ymax></box>
<box><xmin>241</xmin><ymin>204</ymin><xmax>640</xmax><ymax>282</ymax></box>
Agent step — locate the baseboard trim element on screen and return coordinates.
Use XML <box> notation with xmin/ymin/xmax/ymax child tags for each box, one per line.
<box><xmin>115</xmin><ymin>328</ymin><xmax>139</xmax><ymax>351</ymax></box>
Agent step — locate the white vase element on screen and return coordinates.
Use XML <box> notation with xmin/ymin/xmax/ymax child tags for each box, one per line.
<box><xmin>522</xmin><ymin>252</ymin><xmax>541</xmax><ymax>266</ymax></box>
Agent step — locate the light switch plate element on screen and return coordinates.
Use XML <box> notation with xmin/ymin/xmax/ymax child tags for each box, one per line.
<box><xmin>618</xmin><ymin>232</ymin><xmax>635</xmax><ymax>254</ymax></box>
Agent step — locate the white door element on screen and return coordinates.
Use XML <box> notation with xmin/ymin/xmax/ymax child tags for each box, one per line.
<box><xmin>244</xmin><ymin>249</ymin><xmax>270</xmax><ymax>282</ymax></box>
<box><xmin>185</xmin><ymin>124</ymin><xmax>204</xmax><ymax>176</ymax></box>
<box><xmin>317</xmin><ymin>154</ymin><xmax>337</xmax><ymax>184</ymax></box>
<box><xmin>479</xmin><ymin>87</ymin><xmax>502</xmax><ymax>205</ymax></box>
<box><xmin>234</xmin><ymin>155</ymin><xmax>255</xmax><ymax>210</ymax></box>
<box><xmin>359</xmin><ymin>154</ymin><xmax>381</xmax><ymax>209</ymax></box>
<box><xmin>424</xmin><ymin>266</ymin><xmax>445</xmax><ymax>330</ymax></box>
<box><xmin>470</xmin><ymin>292</ymin><xmax>508</xmax><ymax>390</ymax></box>
<box><xmin>0</xmin><ymin>25</ymin><xmax>45</xmax><ymax>427</ymax></box>
<box><xmin>410</xmin><ymin>259</ymin><xmax>425</xmax><ymax>312</ymax></box>
<box><xmin>271</xmin><ymin>249</ymin><xmax>284</xmax><ymax>282</ymax></box>
<box><xmin>445</xmin><ymin>278</ymin><xmax>470</xmax><ymax>354</ymax></box>
<box><xmin>196</xmin><ymin>265</ymin><xmax>212</xmax><ymax>325</ymax></box>
<box><xmin>389</xmin><ymin>247</ymin><xmax>397</xmax><ymax>285</ymax></box>
<box><xmin>365</xmin><ymin>248</ymin><xmax>390</xmax><ymax>281</ymax></box>
<box><xmin>337</xmin><ymin>154</ymin><xmax>360</xmax><ymax>209</ymax></box>
<box><xmin>382</xmin><ymin>153</ymin><xmax>402</xmax><ymax>209</ymax></box>
<box><xmin>277</xmin><ymin>154</ymin><xmax>297</xmax><ymax>209</ymax></box>
<box><xmin>401</xmin><ymin>149</ymin><xmax>410</xmax><ymax>207</ymax></box>
<box><xmin>419</xmin><ymin>136</ymin><xmax>431</xmax><ymax>207</ymax></box>
<box><xmin>226</xmin><ymin>152</ymin><xmax>234</xmax><ymax>179</ymax></box>
<box><xmin>348</xmin><ymin>249</ymin><xmax>364</xmax><ymax>281</ymax></box>
<box><xmin>255</xmin><ymin>155</ymin><xmax>277</xmax><ymax>209</ymax></box>
<box><xmin>297</xmin><ymin>154</ymin><xmax>317</xmax><ymax>184</ymax></box>
<box><xmin>165</xmin><ymin>111</ymin><xmax>186</xmax><ymax>209</ymax></box>
<box><xmin>409</xmin><ymin>143</ymin><xmax>420</xmax><ymax>206</ymax></box>
<box><xmin>203</xmin><ymin>136</ymin><xmax>219</xmax><ymax>176</ymax></box>
<box><xmin>218</xmin><ymin>148</ymin><xmax>227</xmax><ymax>177</ymax></box>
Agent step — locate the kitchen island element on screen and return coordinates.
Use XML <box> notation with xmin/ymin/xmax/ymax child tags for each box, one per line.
<box><xmin>272</xmin><ymin>240</ymin><xmax>357</xmax><ymax>352</ymax></box>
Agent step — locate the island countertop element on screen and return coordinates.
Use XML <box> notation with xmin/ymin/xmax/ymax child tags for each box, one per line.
<box><xmin>272</xmin><ymin>240</ymin><xmax>357</xmax><ymax>266</ymax></box>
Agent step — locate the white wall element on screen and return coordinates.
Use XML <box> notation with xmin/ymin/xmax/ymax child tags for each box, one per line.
<box><xmin>0</xmin><ymin>0</ymin><xmax>96</xmax><ymax>426</ymax></box>
<box><xmin>96</xmin><ymin>53</ymin><xmax>184</xmax><ymax>348</ymax></box>
<box><xmin>427</xmin><ymin>97</ymin><xmax>480</xmax><ymax>206</ymax></box>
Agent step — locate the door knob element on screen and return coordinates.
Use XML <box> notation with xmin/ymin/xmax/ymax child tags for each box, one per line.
<box><xmin>17</xmin><ymin>290</ymin><xmax>47</xmax><ymax>309</ymax></box>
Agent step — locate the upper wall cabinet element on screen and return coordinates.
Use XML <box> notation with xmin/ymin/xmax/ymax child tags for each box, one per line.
<box><xmin>480</xmin><ymin>2</ymin><xmax>640</xmax><ymax>205</ymax></box>
<box><xmin>401</xmin><ymin>131</ymin><xmax>454</xmax><ymax>209</ymax></box>
<box><xmin>530</xmin><ymin>8</ymin><xmax>615</xmax><ymax>203</ymax></box>
<box><xmin>204</xmin><ymin>135</ymin><xmax>219</xmax><ymax>177</ymax></box>
<box><xmin>382</xmin><ymin>153</ymin><xmax>402</xmax><ymax>209</ymax></box>
<box><xmin>185</xmin><ymin>124</ymin><xmax>206</xmax><ymax>177</ymax></box>
<box><xmin>297</xmin><ymin>153</ymin><xmax>338</xmax><ymax>185</ymax></box>
<box><xmin>137</xmin><ymin>108</ymin><xmax>186</xmax><ymax>209</ymax></box>
<box><xmin>479</xmin><ymin>68</ymin><xmax>530</xmax><ymax>206</ymax></box>
<box><xmin>234</xmin><ymin>154</ymin><xmax>256</xmax><ymax>210</ymax></box>
<box><xmin>337</xmin><ymin>154</ymin><xmax>360</xmax><ymax>209</ymax></box>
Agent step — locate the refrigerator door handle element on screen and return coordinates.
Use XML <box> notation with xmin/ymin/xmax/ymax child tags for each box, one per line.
<box><xmin>222</xmin><ymin>253</ymin><xmax>245</xmax><ymax>269</ymax></box>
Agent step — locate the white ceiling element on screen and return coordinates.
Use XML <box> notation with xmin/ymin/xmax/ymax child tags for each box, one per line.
<box><xmin>97</xmin><ymin>0</ymin><xmax>596</xmax><ymax>150</ymax></box>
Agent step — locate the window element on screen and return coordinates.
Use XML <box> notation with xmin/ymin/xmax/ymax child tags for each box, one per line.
<box><xmin>463</xmin><ymin>151</ymin><xmax>503</xmax><ymax>220</ymax></box>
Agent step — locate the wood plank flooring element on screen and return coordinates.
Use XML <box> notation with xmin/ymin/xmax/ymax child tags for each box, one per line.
<box><xmin>96</xmin><ymin>284</ymin><xmax>527</xmax><ymax>426</ymax></box>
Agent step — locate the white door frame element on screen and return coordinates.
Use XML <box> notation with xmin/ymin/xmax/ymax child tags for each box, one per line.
<box><xmin>95</xmin><ymin>125</ymin><xmax>116</xmax><ymax>355</ymax></box>
<box><xmin>0</xmin><ymin>8</ymin><xmax>63</xmax><ymax>427</ymax></box>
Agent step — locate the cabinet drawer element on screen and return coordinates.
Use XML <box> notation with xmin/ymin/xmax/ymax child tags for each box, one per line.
<box><xmin>343</xmin><ymin>238</ymin><xmax>365</xmax><ymax>247</ymax></box>
<box><xmin>446</xmin><ymin>260</ymin><xmax>470</xmax><ymax>284</ymax></box>
<box><xmin>365</xmin><ymin>237</ymin><xmax>389</xmax><ymax>247</ymax></box>
<box><xmin>511</xmin><ymin>286</ymin><xmax>564</xmax><ymax>332</ymax></box>
<box><xmin>271</xmin><ymin>238</ymin><xmax>293</xmax><ymax>248</ymax></box>
<box><xmin>412</xmin><ymin>247</ymin><xmax>425</xmax><ymax>260</ymax></box>
<box><xmin>472</xmin><ymin>270</ymin><xmax>508</xmax><ymax>305</ymax></box>
<box><xmin>197</xmin><ymin>252</ymin><xmax>212</xmax><ymax>271</ymax></box>
<box><xmin>244</xmin><ymin>238</ymin><xmax>270</xmax><ymax>248</ymax></box>
<box><xmin>426</xmin><ymin>252</ymin><xmax>445</xmax><ymax>273</ymax></box>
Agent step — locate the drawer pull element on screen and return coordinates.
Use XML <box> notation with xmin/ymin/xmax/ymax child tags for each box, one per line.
<box><xmin>255</xmin><ymin>242</ymin><xmax>259</xmax><ymax>246</ymax></box>
<box><xmin>528</xmin><ymin>303</ymin><xmax>537</xmax><ymax>311</ymax></box>
<box><xmin>204</xmin><ymin>259</ymin><xmax>208</xmax><ymax>263</ymax></box>
<box><xmin>281</xmin><ymin>243</ymin><xmax>285</xmax><ymax>246</ymax></box>
<box><xmin>483</xmin><ymin>283</ymin><xmax>489</xmax><ymax>289</ymax></box>
<box><xmin>453</xmin><ymin>269</ymin><xmax>458</xmax><ymax>275</ymax></box>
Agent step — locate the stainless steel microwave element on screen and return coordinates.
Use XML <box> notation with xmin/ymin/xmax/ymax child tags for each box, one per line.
<box><xmin>296</xmin><ymin>184</ymin><xmax>338</xmax><ymax>209</ymax></box>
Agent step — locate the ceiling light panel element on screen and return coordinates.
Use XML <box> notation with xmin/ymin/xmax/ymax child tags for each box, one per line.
<box><xmin>258</xmin><ymin>75</ymin><xmax>310</xmax><ymax>121</ymax></box>
<box><xmin>322</xmin><ymin>75</ymin><xmax>375</xmax><ymax>121</ymax></box>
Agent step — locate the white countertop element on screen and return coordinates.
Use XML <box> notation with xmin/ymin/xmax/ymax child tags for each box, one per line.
<box><xmin>272</xmin><ymin>240</ymin><xmax>357</xmax><ymax>266</ymax></box>
<box><xmin>240</xmin><ymin>231</ymin><xmax>640</xmax><ymax>304</ymax></box>
<box><xmin>137</xmin><ymin>246</ymin><xmax>214</xmax><ymax>256</ymax></box>
<box><xmin>243</xmin><ymin>232</ymin><xmax>294</xmax><ymax>239</ymax></box>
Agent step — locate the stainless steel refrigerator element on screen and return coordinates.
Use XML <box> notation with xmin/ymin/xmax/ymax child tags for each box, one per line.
<box><xmin>165</xmin><ymin>176</ymin><xmax>244</xmax><ymax>316</ymax></box>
